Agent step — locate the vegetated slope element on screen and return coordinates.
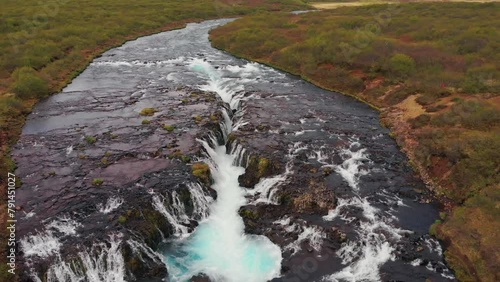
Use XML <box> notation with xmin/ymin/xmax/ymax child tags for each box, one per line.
<box><xmin>0</xmin><ymin>0</ymin><xmax>310</xmax><ymax>279</ymax></box>
<box><xmin>210</xmin><ymin>2</ymin><xmax>500</xmax><ymax>281</ymax></box>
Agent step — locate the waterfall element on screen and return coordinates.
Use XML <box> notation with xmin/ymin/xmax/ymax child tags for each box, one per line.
<box><xmin>161</xmin><ymin>58</ymin><xmax>283</xmax><ymax>282</ymax></box>
<box><xmin>45</xmin><ymin>234</ymin><xmax>126</xmax><ymax>282</ymax></box>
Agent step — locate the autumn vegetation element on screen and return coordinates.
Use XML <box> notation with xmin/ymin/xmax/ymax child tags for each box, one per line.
<box><xmin>210</xmin><ymin>2</ymin><xmax>499</xmax><ymax>280</ymax></box>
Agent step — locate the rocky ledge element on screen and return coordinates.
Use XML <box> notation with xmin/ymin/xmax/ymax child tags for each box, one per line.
<box><xmin>12</xmin><ymin>85</ymin><xmax>223</xmax><ymax>281</ymax></box>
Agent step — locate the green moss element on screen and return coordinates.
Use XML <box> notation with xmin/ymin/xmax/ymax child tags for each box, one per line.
<box><xmin>85</xmin><ymin>136</ymin><xmax>96</xmax><ymax>144</ymax></box>
<box><xmin>193</xmin><ymin>116</ymin><xmax>203</xmax><ymax>123</ymax></box>
<box><xmin>141</xmin><ymin>119</ymin><xmax>151</xmax><ymax>125</ymax></box>
<box><xmin>163</xmin><ymin>124</ymin><xmax>175</xmax><ymax>132</ymax></box>
<box><xmin>239</xmin><ymin>209</ymin><xmax>258</xmax><ymax>220</ymax></box>
<box><xmin>257</xmin><ymin>157</ymin><xmax>269</xmax><ymax>177</ymax></box>
<box><xmin>192</xmin><ymin>162</ymin><xmax>211</xmax><ymax>184</ymax></box>
<box><xmin>429</xmin><ymin>219</ymin><xmax>442</xmax><ymax>236</ymax></box>
<box><xmin>227</xmin><ymin>133</ymin><xmax>236</xmax><ymax>144</ymax></box>
<box><xmin>181</xmin><ymin>155</ymin><xmax>191</xmax><ymax>163</ymax></box>
<box><xmin>92</xmin><ymin>178</ymin><xmax>104</xmax><ymax>186</ymax></box>
<box><xmin>118</xmin><ymin>215</ymin><xmax>127</xmax><ymax>224</ymax></box>
<box><xmin>100</xmin><ymin>157</ymin><xmax>108</xmax><ymax>165</ymax></box>
<box><xmin>139</xmin><ymin>107</ymin><xmax>156</xmax><ymax>116</ymax></box>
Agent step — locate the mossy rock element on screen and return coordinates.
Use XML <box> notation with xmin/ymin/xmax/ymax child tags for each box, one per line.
<box><xmin>139</xmin><ymin>107</ymin><xmax>156</xmax><ymax>116</ymax></box>
<box><xmin>238</xmin><ymin>156</ymin><xmax>279</xmax><ymax>188</ymax></box>
<box><xmin>192</xmin><ymin>162</ymin><xmax>211</xmax><ymax>185</ymax></box>
<box><xmin>163</xmin><ymin>124</ymin><xmax>174</xmax><ymax>132</ymax></box>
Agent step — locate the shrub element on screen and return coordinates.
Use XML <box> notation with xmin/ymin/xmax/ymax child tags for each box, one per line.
<box><xmin>410</xmin><ymin>114</ymin><xmax>431</xmax><ymax>128</ymax></box>
<box><xmin>389</xmin><ymin>53</ymin><xmax>416</xmax><ymax>79</ymax></box>
<box><xmin>416</xmin><ymin>94</ymin><xmax>439</xmax><ymax>106</ymax></box>
<box><xmin>0</xmin><ymin>96</ymin><xmax>23</xmax><ymax>115</ymax></box>
<box><xmin>9</xmin><ymin>67</ymin><xmax>49</xmax><ymax>99</ymax></box>
<box><xmin>426</xmin><ymin>104</ymin><xmax>447</xmax><ymax>113</ymax></box>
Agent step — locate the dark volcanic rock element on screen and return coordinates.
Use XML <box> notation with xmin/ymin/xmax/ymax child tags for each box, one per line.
<box><xmin>12</xmin><ymin>85</ymin><xmax>223</xmax><ymax>280</ymax></box>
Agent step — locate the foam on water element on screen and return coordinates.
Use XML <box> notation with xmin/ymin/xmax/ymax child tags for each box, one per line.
<box><xmin>21</xmin><ymin>217</ymin><xmax>83</xmax><ymax>258</ymax></box>
<box><xmin>46</xmin><ymin>216</ymin><xmax>82</xmax><ymax>236</ymax></box>
<box><xmin>97</xmin><ymin>196</ymin><xmax>124</xmax><ymax>214</ymax></box>
<box><xmin>20</xmin><ymin>231</ymin><xmax>62</xmax><ymax>258</ymax></box>
<box><xmin>319</xmin><ymin>141</ymin><xmax>410</xmax><ymax>282</ymax></box>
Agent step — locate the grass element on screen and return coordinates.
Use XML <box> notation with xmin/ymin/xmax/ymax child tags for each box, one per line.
<box><xmin>0</xmin><ymin>0</ymin><xmax>310</xmax><ymax>279</ymax></box>
<box><xmin>92</xmin><ymin>178</ymin><xmax>104</xmax><ymax>186</ymax></box>
<box><xmin>210</xmin><ymin>2</ymin><xmax>499</xmax><ymax>280</ymax></box>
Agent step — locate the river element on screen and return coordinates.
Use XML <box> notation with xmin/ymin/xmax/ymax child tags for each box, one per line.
<box><xmin>13</xmin><ymin>19</ymin><xmax>455</xmax><ymax>282</ymax></box>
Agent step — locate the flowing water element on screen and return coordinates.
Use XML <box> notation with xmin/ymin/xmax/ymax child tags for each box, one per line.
<box><xmin>14</xmin><ymin>19</ymin><xmax>455</xmax><ymax>282</ymax></box>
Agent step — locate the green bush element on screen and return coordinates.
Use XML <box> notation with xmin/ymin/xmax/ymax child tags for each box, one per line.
<box><xmin>389</xmin><ymin>53</ymin><xmax>416</xmax><ymax>79</ymax></box>
<box><xmin>9</xmin><ymin>67</ymin><xmax>48</xmax><ymax>99</ymax></box>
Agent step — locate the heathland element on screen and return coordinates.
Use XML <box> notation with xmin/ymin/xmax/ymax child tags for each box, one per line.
<box><xmin>209</xmin><ymin>2</ymin><xmax>499</xmax><ymax>280</ymax></box>
<box><xmin>0</xmin><ymin>0</ymin><xmax>309</xmax><ymax>279</ymax></box>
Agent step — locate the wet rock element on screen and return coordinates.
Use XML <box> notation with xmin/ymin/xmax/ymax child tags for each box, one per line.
<box><xmin>190</xmin><ymin>273</ymin><xmax>212</xmax><ymax>282</ymax></box>
<box><xmin>12</xmin><ymin>86</ymin><xmax>224</xmax><ymax>280</ymax></box>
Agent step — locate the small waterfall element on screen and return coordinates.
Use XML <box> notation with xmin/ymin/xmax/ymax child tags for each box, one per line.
<box><xmin>152</xmin><ymin>193</ymin><xmax>190</xmax><ymax>236</ymax></box>
<box><xmin>127</xmin><ymin>239</ymin><xmax>165</xmax><ymax>265</ymax></box>
<box><xmin>246</xmin><ymin>174</ymin><xmax>287</xmax><ymax>204</ymax></box>
<box><xmin>187</xmin><ymin>183</ymin><xmax>213</xmax><ymax>219</ymax></box>
<box><xmin>46</xmin><ymin>234</ymin><xmax>126</xmax><ymax>282</ymax></box>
